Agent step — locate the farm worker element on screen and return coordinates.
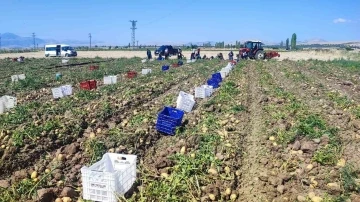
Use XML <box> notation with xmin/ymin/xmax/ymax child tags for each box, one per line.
<box><xmin>195</xmin><ymin>48</ymin><xmax>201</xmax><ymax>59</ymax></box>
<box><xmin>164</xmin><ymin>48</ymin><xmax>169</xmax><ymax>59</ymax></box>
<box><xmin>217</xmin><ymin>53</ymin><xmax>224</xmax><ymax>60</ymax></box>
<box><xmin>228</xmin><ymin>51</ymin><xmax>234</xmax><ymax>61</ymax></box>
<box><xmin>178</xmin><ymin>52</ymin><xmax>183</xmax><ymax>60</ymax></box>
<box><xmin>157</xmin><ymin>54</ymin><xmax>163</xmax><ymax>60</ymax></box>
<box><xmin>190</xmin><ymin>52</ymin><xmax>195</xmax><ymax>60</ymax></box>
<box><xmin>146</xmin><ymin>49</ymin><xmax>152</xmax><ymax>59</ymax></box>
<box><xmin>242</xmin><ymin>51</ymin><xmax>247</xmax><ymax>59</ymax></box>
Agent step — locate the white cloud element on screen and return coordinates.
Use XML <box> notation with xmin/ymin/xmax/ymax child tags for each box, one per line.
<box><xmin>333</xmin><ymin>18</ymin><xmax>350</xmax><ymax>23</ymax></box>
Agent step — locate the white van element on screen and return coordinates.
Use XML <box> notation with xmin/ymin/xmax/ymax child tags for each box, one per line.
<box><xmin>44</xmin><ymin>44</ymin><xmax>77</xmax><ymax>57</ymax></box>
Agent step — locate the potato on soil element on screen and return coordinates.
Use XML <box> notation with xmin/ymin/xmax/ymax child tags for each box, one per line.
<box><xmin>225</xmin><ymin>188</ymin><xmax>231</xmax><ymax>196</ymax></box>
<box><xmin>62</xmin><ymin>197</ymin><xmax>72</xmax><ymax>202</ymax></box>
<box><xmin>208</xmin><ymin>168</ymin><xmax>218</xmax><ymax>175</ymax></box>
<box><xmin>31</xmin><ymin>171</ymin><xmax>38</xmax><ymax>179</ymax></box>
<box><xmin>55</xmin><ymin>198</ymin><xmax>63</xmax><ymax>202</ymax></box>
<box><xmin>209</xmin><ymin>194</ymin><xmax>216</xmax><ymax>201</ymax></box>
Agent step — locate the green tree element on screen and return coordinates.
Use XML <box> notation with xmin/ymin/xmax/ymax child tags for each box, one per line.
<box><xmin>291</xmin><ymin>33</ymin><xmax>297</xmax><ymax>50</ymax></box>
<box><xmin>285</xmin><ymin>38</ymin><xmax>289</xmax><ymax>50</ymax></box>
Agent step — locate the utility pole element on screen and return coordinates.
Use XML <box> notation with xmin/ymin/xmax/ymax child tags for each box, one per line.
<box><xmin>129</xmin><ymin>20</ymin><xmax>137</xmax><ymax>49</ymax></box>
<box><xmin>32</xmin><ymin>33</ymin><xmax>36</xmax><ymax>50</ymax></box>
<box><xmin>89</xmin><ymin>33</ymin><xmax>92</xmax><ymax>49</ymax></box>
<box><xmin>137</xmin><ymin>40</ymin><xmax>139</xmax><ymax>48</ymax></box>
<box><xmin>0</xmin><ymin>33</ymin><xmax>2</xmax><ymax>50</ymax></box>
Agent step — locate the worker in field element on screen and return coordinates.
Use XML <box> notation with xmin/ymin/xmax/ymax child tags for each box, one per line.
<box><xmin>164</xmin><ymin>47</ymin><xmax>169</xmax><ymax>59</ymax></box>
<box><xmin>228</xmin><ymin>51</ymin><xmax>234</xmax><ymax>61</ymax></box>
<box><xmin>195</xmin><ymin>48</ymin><xmax>201</xmax><ymax>59</ymax></box>
<box><xmin>190</xmin><ymin>52</ymin><xmax>195</xmax><ymax>60</ymax></box>
<box><xmin>217</xmin><ymin>53</ymin><xmax>224</xmax><ymax>60</ymax></box>
<box><xmin>146</xmin><ymin>49</ymin><xmax>152</xmax><ymax>59</ymax></box>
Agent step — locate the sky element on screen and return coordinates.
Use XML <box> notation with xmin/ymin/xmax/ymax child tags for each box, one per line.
<box><xmin>0</xmin><ymin>0</ymin><xmax>359</xmax><ymax>45</ymax></box>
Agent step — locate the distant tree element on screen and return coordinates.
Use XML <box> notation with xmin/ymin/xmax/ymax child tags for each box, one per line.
<box><xmin>95</xmin><ymin>45</ymin><xmax>98</xmax><ymax>48</ymax></box>
<box><xmin>128</xmin><ymin>43</ymin><xmax>131</xmax><ymax>48</ymax></box>
<box><xmin>291</xmin><ymin>33</ymin><xmax>297</xmax><ymax>50</ymax></box>
<box><xmin>286</xmin><ymin>38</ymin><xmax>289</xmax><ymax>50</ymax></box>
<box><xmin>108</xmin><ymin>46</ymin><xmax>112</xmax><ymax>50</ymax></box>
<box><xmin>280</xmin><ymin>41</ymin><xmax>284</xmax><ymax>47</ymax></box>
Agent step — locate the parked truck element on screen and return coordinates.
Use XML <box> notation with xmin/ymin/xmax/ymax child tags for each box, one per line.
<box><xmin>154</xmin><ymin>45</ymin><xmax>179</xmax><ymax>57</ymax></box>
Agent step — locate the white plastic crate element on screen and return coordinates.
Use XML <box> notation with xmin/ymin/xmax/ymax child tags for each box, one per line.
<box><xmin>195</xmin><ymin>87</ymin><xmax>206</xmax><ymax>98</ymax></box>
<box><xmin>186</xmin><ymin>59</ymin><xmax>195</xmax><ymax>64</ymax></box>
<box><xmin>141</xmin><ymin>59</ymin><xmax>147</xmax><ymax>63</ymax></box>
<box><xmin>62</xmin><ymin>59</ymin><xmax>69</xmax><ymax>64</ymax></box>
<box><xmin>202</xmin><ymin>85</ymin><xmax>213</xmax><ymax>97</ymax></box>
<box><xmin>52</xmin><ymin>87</ymin><xmax>64</xmax><ymax>99</ymax></box>
<box><xmin>176</xmin><ymin>91</ymin><xmax>195</xmax><ymax>112</ymax></box>
<box><xmin>226</xmin><ymin>62</ymin><xmax>233</xmax><ymax>68</ymax></box>
<box><xmin>220</xmin><ymin>70</ymin><xmax>228</xmax><ymax>79</ymax></box>
<box><xmin>61</xmin><ymin>85</ymin><xmax>73</xmax><ymax>96</ymax></box>
<box><xmin>11</xmin><ymin>75</ymin><xmax>19</xmax><ymax>82</ymax></box>
<box><xmin>81</xmin><ymin>153</ymin><xmax>137</xmax><ymax>202</ymax></box>
<box><xmin>1</xmin><ymin>96</ymin><xmax>17</xmax><ymax>110</ymax></box>
<box><xmin>141</xmin><ymin>69</ymin><xmax>152</xmax><ymax>75</ymax></box>
<box><xmin>18</xmin><ymin>74</ymin><xmax>26</xmax><ymax>80</ymax></box>
<box><xmin>0</xmin><ymin>99</ymin><xmax>5</xmax><ymax>114</ymax></box>
<box><xmin>104</xmin><ymin>76</ymin><xmax>117</xmax><ymax>85</ymax></box>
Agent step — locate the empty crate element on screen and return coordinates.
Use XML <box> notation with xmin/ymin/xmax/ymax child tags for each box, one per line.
<box><xmin>162</xmin><ymin>65</ymin><xmax>169</xmax><ymax>71</ymax></box>
<box><xmin>212</xmin><ymin>72</ymin><xmax>222</xmax><ymax>83</ymax></box>
<box><xmin>156</xmin><ymin>106</ymin><xmax>184</xmax><ymax>135</ymax></box>
<box><xmin>52</xmin><ymin>85</ymin><xmax>73</xmax><ymax>99</ymax></box>
<box><xmin>81</xmin><ymin>153</ymin><xmax>137</xmax><ymax>202</ymax></box>
<box><xmin>207</xmin><ymin>78</ymin><xmax>220</xmax><ymax>88</ymax></box>
<box><xmin>176</xmin><ymin>91</ymin><xmax>195</xmax><ymax>113</ymax></box>
<box><xmin>90</xmin><ymin>65</ymin><xmax>99</xmax><ymax>71</ymax></box>
<box><xmin>80</xmin><ymin>80</ymin><xmax>97</xmax><ymax>90</ymax></box>
<box><xmin>0</xmin><ymin>96</ymin><xmax>17</xmax><ymax>111</ymax></box>
<box><xmin>104</xmin><ymin>76</ymin><xmax>117</xmax><ymax>85</ymax></box>
<box><xmin>195</xmin><ymin>85</ymin><xmax>213</xmax><ymax>98</ymax></box>
<box><xmin>141</xmin><ymin>69</ymin><xmax>152</xmax><ymax>75</ymax></box>
<box><xmin>11</xmin><ymin>74</ymin><xmax>26</xmax><ymax>82</ymax></box>
<box><xmin>127</xmin><ymin>71</ymin><xmax>137</xmax><ymax>79</ymax></box>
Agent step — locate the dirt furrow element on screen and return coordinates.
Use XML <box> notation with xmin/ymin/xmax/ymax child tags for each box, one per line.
<box><xmin>238</xmin><ymin>63</ymin><xmax>268</xmax><ymax>201</ymax></box>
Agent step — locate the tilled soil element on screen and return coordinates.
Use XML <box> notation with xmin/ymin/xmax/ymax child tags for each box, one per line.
<box><xmin>1</xmin><ymin>58</ymin><xmax>360</xmax><ymax>202</ymax></box>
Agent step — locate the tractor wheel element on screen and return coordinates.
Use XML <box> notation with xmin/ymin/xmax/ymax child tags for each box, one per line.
<box><xmin>255</xmin><ymin>51</ymin><xmax>265</xmax><ymax>60</ymax></box>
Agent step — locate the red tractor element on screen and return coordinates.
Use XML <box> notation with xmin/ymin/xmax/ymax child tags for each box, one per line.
<box><xmin>239</xmin><ymin>41</ymin><xmax>280</xmax><ymax>60</ymax></box>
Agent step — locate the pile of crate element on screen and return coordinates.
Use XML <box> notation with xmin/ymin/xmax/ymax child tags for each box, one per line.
<box><xmin>156</xmin><ymin>61</ymin><xmax>236</xmax><ymax>135</ymax></box>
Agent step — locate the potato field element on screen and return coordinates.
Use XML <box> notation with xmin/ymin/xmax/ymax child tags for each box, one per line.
<box><xmin>0</xmin><ymin>56</ymin><xmax>360</xmax><ymax>202</ymax></box>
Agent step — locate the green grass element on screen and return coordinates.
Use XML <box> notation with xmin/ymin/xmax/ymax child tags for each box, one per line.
<box><xmin>84</xmin><ymin>138</ymin><xmax>106</xmax><ymax>165</ymax></box>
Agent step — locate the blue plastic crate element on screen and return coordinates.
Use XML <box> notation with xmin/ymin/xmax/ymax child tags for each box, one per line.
<box><xmin>157</xmin><ymin>106</ymin><xmax>184</xmax><ymax>126</ymax></box>
<box><xmin>162</xmin><ymin>65</ymin><xmax>170</xmax><ymax>71</ymax></box>
<box><xmin>212</xmin><ymin>72</ymin><xmax>222</xmax><ymax>82</ymax></box>
<box><xmin>156</xmin><ymin>123</ymin><xmax>176</xmax><ymax>135</ymax></box>
<box><xmin>156</xmin><ymin>118</ymin><xmax>176</xmax><ymax>128</ymax></box>
<box><xmin>207</xmin><ymin>79</ymin><xmax>220</xmax><ymax>88</ymax></box>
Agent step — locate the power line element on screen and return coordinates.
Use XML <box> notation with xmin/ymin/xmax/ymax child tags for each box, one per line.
<box><xmin>32</xmin><ymin>33</ymin><xmax>36</xmax><ymax>50</ymax></box>
<box><xmin>130</xmin><ymin>20</ymin><xmax>137</xmax><ymax>49</ymax></box>
<box><xmin>89</xmin><ymin>33</ymin><xmax>92</xmax><ymax>49</ymax></box>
